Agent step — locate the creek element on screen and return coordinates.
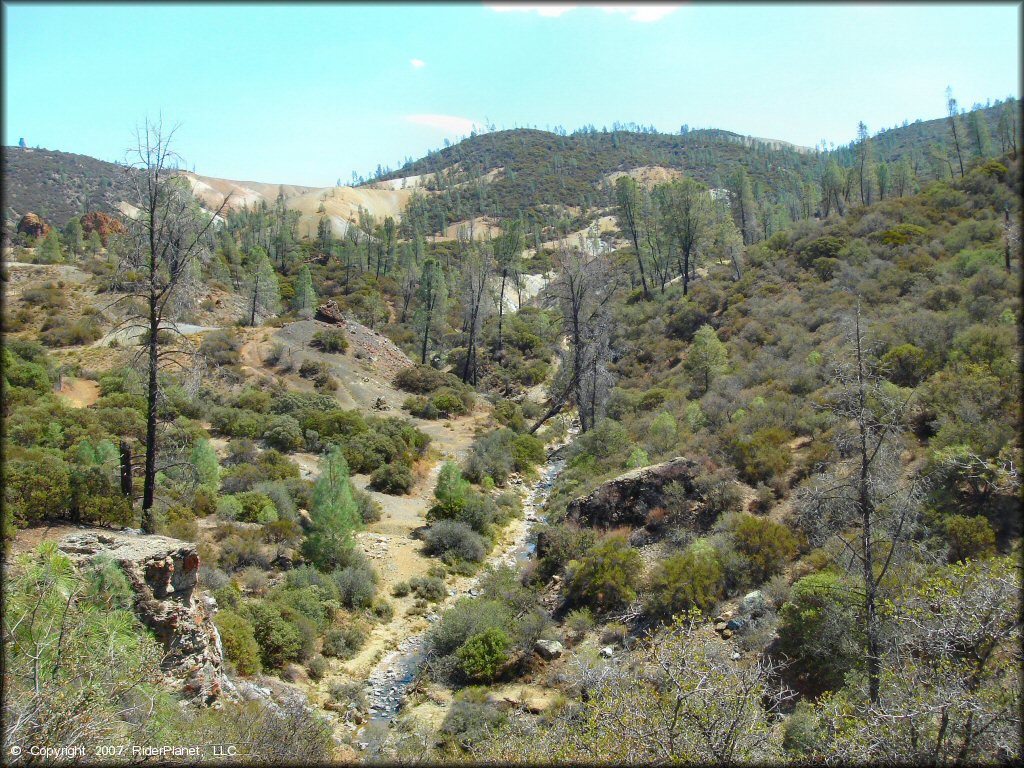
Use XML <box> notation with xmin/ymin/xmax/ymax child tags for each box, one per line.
<box><xmin>361</xmin><ymin>435</ymin><xmax>572</xmax><ymax>726</ymax></box>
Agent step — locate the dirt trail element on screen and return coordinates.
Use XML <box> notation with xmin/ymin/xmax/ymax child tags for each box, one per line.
<box><xmin>235</xmin><ymin>318</ymin><xmax>498</xmax><ymax>721</ymax></box>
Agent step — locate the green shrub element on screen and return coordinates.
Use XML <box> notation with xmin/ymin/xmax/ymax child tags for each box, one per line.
<box><xmin>311</xmin><ymin>329</ymin><xmax>349</xmax><ymax>353</ymax></box>
<box><xmin>214</xmin><ymin>609</ymin><xmax>262</xmax><ymax>676</ymax></box>
<box><xmin>369</xmin><ymin>460</ymin><xmax>414</xmax><ymax>494</ymax></box>
<box><xmin>566</xmin><ymin>607</ymin><xmax>595</xmax><ymax>635</ymax></box>
<box><xmin>565</xmin><ymin>534</ymin><xmax>643</xmax><ymax>613</ymax></box>
<box><xmin>952</xmin><ymin>247</ymin><xmax>1002</xmax><ymax>278</ymax></box>
<box><xmin>263</xmin><ymin>415</ymin><xmax>303</xmax><ymax>452</ymax></box>
<box><xmin>332</xmin><ymin>561</ymin><xmax>379</xmax><ymax>609</ymax></box>
<box><xmin>424</xmin><ymin>520</ymin><xmax>488</xmax><ymax>563</ymax></box>
<box><xmin>403</xmin><ymin>395</ymin><xmax>438</xmax><ymax>419</ymax></box>
<box><xmin>4</xmin><ymin>450</ymin><xmax>72</xmax><ymax>527</ymax></box>
<box><xmin>535</xmin><ymin>523</ymin><xmax>597</xmax><ymax>582</ymax></box>
<box><xmin>431</xmin><ymin>388</ymin><xmax>469</xmax><ymax>417</ymax></box>
<box><xmin>943</xmin><ymin>514</ymin><xmax>996</xmax><ymax>563</ymax></box>
<box><xmin>234</xmin><ymin>388</ymin><xmax>272</xmax><ymax>413</ymax></box>
<box><xmin>428</xmin><ymin>598</ymin><xmax>513</xmax><ymax>660</ymax></box>
<box><xmin>394</xmin><ymin>364</ymin><xmax>460</xmax><ymax>394</ymax></box>
<box><xmin>725</xmin><ymin>513</ymin><xmax>799</xmax><ymax>583</ymax></box>
<box><xmin>880</xmin><ymin>343</ymin><xmax>931</xmax><ymax>387</ymax></box>
<box><xmin>645</xmin><ymin>543</ymin><xmax>724</xmax><ymax>622</ymax></box>
<box><xmin>777</xmin><ymin>571</ymin><xmax>861</xmax><ymax>694</ymax></box>
<box><xmin>244</xmin><ymin>601</ymin><xmax>303</xmax><ymax>669</ymax></box>
<box><xmin>409</xmin><ymin>575</ymin><xmax>447</xmax><ymax>602</ymax></box>
<box><xmin>728</xmin><ymin>427</ymin><xmax>793</xmax><ymax>485</ymax></box>
<box><xmin>493</xmin><ymin>400</ymin><xmax>526</xmax><ymax>432</ymax></box>
<box><xmin>458</xmin><ymin>628</ymin><xmax>511</xmax><ymax>683</ymax></box>
<box><xmin>234</xmin><ymin>492</ymin><xmax>279</xmax><ymax>524</ymax></box>
<box><xmin>159</xmin><ymin>505</ymin><xmax>199</xmax><ymax>541</ymax></box>
<box><xmin>511</xmin><ymin>434</ymin><xmax>546</xmax><ymax>473</ymax></box>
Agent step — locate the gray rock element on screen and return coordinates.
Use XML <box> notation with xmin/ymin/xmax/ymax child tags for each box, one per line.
<box><xmin>740</xmin><ymin>590</ymin><xmax>767</xmax><ymax>618</ymax></box>
<box><xmin>534</xmin><ymin>639</ymin><xmax>564</xmax><ymax>661</ymax></box>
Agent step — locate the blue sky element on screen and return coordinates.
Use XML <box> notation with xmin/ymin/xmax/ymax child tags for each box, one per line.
<box><xmin>3</xmin><ymin>2</ymin><xmax>1020</xmax><ymax>187</ymax></box>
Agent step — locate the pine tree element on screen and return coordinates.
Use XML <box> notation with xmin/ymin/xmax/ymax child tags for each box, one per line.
<box><xmin>37</xmin><ymin>228</ymin><xmax>64</xmax><ymax>264</ymax></box>
<box><xmin>242</xmin><ymin>246</ymin><xmax>281</xmax><ymax>326</ymax></box>
<box><xmin>413</xmin><ymin>257</ymin><xmax>447</xmax><ymax>364</ymax></box>
<box><xmin>301</xmin><ymin>448</ymin><xmax>361</xmax><ymax>570</ymax></box>
<box><xmin>87</xmin><ymin>230</ymin><xmax>103</xmax><ymax>256</ymax></box>
<box><xmin>967</xmin><ymin>110</ymin><xmax>994</xmax><ymax>158</ymax></box>
<box><xmin>190</xmin><ymin>438</ymin><xmax>220</xmax><ymax>492</ymax></box>
<box><xmin>292</xmin><ymin>264</ymin><xmax>317</xmax><ymax>318</ymax></box>
<box><xmin>685</xmin><ymin>324</ymin><xmax>727</xmax><ymax>395</ymax></box>
<box><xmin>62</xmin><ymin>217</ymin><xmax>83</xmax><ymax>258</ymax></box>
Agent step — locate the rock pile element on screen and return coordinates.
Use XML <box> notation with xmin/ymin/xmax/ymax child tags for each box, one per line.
<box><xmin>357</xmin><ymin>532</ymin><xmax>390</xmax><ymax>561</ymax></box>
<box><xmin>58</xmin><ymin>529</ymin><xmax>226</xmax><ymax>704</ymax></box>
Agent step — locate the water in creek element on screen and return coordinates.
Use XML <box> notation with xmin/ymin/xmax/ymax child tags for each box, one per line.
<box><xmin>361</xmin><ymin>444</ymin><xmax>570</xmax><ymax>727</ymax></box>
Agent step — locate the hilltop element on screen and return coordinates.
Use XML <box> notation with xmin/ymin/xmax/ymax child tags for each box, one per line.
<box><xmin>1</xmin><ymin>146</ymin><xmax>135</xmax><ymax>228</ymax></box>
<box><xmin>3</xmin><ymin>102</ymin><xmax>1011</xmax><ymax>239</ymax></box>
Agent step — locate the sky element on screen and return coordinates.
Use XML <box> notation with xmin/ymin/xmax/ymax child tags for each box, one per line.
<box><xmin>3</xmin><ymin>2</ymin><xmax>1020</xmax><ymax>187</ymax></box>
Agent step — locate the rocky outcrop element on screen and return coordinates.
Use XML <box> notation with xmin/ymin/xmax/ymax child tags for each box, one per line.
<box><xmin>16</xmin><ymin>212</ymin><xmax>49</xmax><ymax>239</ymax></box>
<box><xmin>80</xmin><ymin>210</ymin><xmax>125</xmax><ymax>244</ymax></box>
<box><xmin>565</xmin><ymin>457</ymin><xmax>700</xmax><ymax>529</ymax></box>
<box><xmin>58</xmin><ymin>530</ymin><xmax>226</xmax><ymax>704</ymax></box>
<box><xmin>315</xmin><ymin>299</ymin><xmax>346</xmax><ymax>324</ymax></box>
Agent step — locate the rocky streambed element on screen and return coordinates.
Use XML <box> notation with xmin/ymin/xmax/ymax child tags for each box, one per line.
<box><xmin>361</xmin><ymin>438</ymin><xmax>571</xmax><ymax>727</ymax></box>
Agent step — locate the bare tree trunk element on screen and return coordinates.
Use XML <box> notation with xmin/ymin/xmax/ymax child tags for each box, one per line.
<box><xmin>854</xmin><ymin>306</ymin><xmax>881</xmax><ymax>706</ymax></box>
<box><xmin>1005</xmin><ymin>207</ymin><xmax>1012</xmax><ymax>274</ymax></box>
<box><xmin>120</xmin><ymin>440</ymin><xmax>133</xmax><ymax>498</ymax></box>
<box><xmin>249</xmin><ymin>271</ymin><xmax>260</xmax><ymax>326</ymax></box>
<box><xmin>496</xmin><ymin>268</ymin><xmax>507</xmax><ymax>361</ymax></box>
<box><xmin>142</xmin><ymin>292</ymin><xmax>159</xmax><ymax>533</ymax></box>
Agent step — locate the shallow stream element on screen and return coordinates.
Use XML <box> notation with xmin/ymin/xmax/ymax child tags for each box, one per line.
<box><xmin>361</xmin><ymin>439</ymin><xmax>571</xmax><ymax>726</ymax></box>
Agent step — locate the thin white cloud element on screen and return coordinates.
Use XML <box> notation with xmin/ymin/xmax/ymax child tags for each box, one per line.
<box><xmin>486</xmin><ymin>4</ymin><xmax>578</xmax><ymax>18</ymax></box>
<box><xmin>602</xmin><ymin>5</ymin><xmax>679</xmax><ymax>23</ymax></box>
<box><xmin>409</xmin><ymin>58</ymin><xmax>426</xmax><ymax>68</ymax></box>
<box><xmin>485</xmin><ymin>3</ymin><xmax>679</xmax><ymax>23</ymax></box>
<box><xmin>405</xmin><ymin>114</ymin><xmax>481</xmax><ymax>135</ymax></box>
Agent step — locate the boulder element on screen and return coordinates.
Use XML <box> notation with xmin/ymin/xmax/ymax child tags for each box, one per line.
<box><xmin>315</xmin><ymin>300</ymin><xmax>346</xmax><ymax>324</ymax></box>
<box><xmin>534</xmin><ymin>639</ymin><xmax>564</xmax><ymax>661</ymax></box>
<box><xmin>58</xmin><ymin>530</ymin><xmax>226</xmax><ymax>704</ymax></box>
<box><xmin>80</xmin><ymin>210</ymin><xmax>125</xmax><ymax>244</ymax></box>
<box><xmin>565</xmin><ymin>457</ymin><xmax>700</xmax><ymax>529</ymax></box>
<box><xmin>740</xmin><ymin>590</ymin><xmax>767</xmax><ymax>618</ymax></box>
<box><xmin>16</xmin><ymin>212</ymin><xmax>49</xmax><ymax>239</ymax></box>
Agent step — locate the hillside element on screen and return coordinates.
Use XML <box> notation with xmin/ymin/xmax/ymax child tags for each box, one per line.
<box><xmin>2</xmin><ymin>98</ymin><xmax>1020</xmax><ymax>766</ymax></box>
<box><xmin>373</xmin><ymin>127</ymin><xmax>817</xmax><ymax>220</ymax></box>
<box><xmin>1</xmin><ymin>146</ymin><xmax>135</xmax><ymax>228</ymax></box>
